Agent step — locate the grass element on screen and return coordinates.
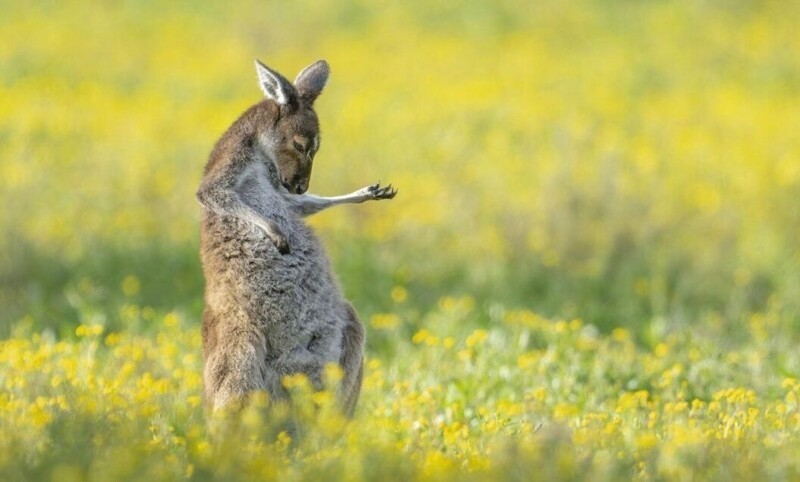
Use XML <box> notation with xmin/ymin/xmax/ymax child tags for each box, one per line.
<box><xmin>1</xmin><ymin>0</ymin><xmax>799</xmax><ymax>479</ymax></box>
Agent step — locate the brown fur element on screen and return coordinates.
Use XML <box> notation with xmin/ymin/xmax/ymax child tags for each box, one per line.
<box><xmin>196</xmin><ymin>60</ymin><xmax>395</xmax><ymax>414</ymax></box>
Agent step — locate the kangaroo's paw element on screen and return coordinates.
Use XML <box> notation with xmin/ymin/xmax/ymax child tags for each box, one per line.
<box><xmin>366</xmin><ymin>182</ymin><xmax>397</xmax><ymax>200</ymax></box>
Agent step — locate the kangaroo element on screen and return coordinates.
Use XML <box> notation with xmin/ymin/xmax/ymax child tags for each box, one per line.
<box><xmin>196</xmin><ymin>59</ymin><xmax>396</xmax><ymax>415</ymax></box>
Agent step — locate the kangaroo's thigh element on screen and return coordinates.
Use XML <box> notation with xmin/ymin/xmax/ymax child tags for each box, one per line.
<box><xmin>204</xmin><ymin>324</ymin><xmax>279</xmax><ymax>411</ymax></box>
<box><xmin>339</xmin><ymin>302</ymin><xmax>365</xmax><ymax>417</ymax></box>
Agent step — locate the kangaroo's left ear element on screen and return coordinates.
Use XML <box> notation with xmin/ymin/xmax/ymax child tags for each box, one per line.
<box><xmin>255</xmin><ymin>59</ymin><xmax>295</xmax><ymax>106</ymax></box>
<box><xmin>294</xmin><ymin>60</ymin><xmax>329</xmax><ymax>104</ymax></box>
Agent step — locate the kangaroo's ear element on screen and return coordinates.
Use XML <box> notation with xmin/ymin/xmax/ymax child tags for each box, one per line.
<box><xmin>294</xmin><ymin>60</ymin><xmax>329</xmax><ymax>104</ymax></box>
<box><xmin>255</xmin><ymin>59</ymin><xmax>295</xmax><ymax>105</ymax></box>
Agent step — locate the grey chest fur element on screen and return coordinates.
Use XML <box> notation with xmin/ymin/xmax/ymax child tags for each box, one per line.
<box><xmin>200</xmin><ymin>203</ymin><xmax>347</xmax><ymax>373</ymax></box>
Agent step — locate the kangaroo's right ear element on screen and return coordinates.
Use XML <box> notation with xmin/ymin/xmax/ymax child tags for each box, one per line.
<box><xmin>294</xmin><ymin>60</ymin><xmax>329</xmax><ymax>104</ymax></box>
<box><xmin>255</xmin><ymin>60</ymin><xmax>295</xmax><ymax>106</ymax></box>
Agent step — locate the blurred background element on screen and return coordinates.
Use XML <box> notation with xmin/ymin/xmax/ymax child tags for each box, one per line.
<box><xmin>1</xmin><ymin>0</ymin><xmax>798</xmax><ymax>345</ymax></box>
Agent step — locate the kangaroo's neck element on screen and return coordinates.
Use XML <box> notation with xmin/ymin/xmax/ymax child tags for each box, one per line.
<box><xmin>257</xmin><ymin>148</ymin><xmax>283</xmax><ymax>190</ymax></box>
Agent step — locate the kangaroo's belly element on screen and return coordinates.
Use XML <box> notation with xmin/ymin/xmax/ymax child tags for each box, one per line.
<box><xmin>200</xmin><ymin>212</ymin><xmax>347</xmax><ymax>367</ymax></box>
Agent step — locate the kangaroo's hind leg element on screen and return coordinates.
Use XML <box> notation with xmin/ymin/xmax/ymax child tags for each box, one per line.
<box><xmin>203</xmin><ymin>320</ymin><xmax>280</xmax><ymax>411</ymax></box>
<box><xmin>339</xmin><ymin>303</ymin><xmax>365</xmax><ymax>417</ymax></box>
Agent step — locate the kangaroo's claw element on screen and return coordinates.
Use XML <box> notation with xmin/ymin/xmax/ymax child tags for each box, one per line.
<box><xmin>269</xmin><ymin>231</ymin><xmax>290</xmax><ymax>255</ymax></box>
<box><xmin>362</xmin><ymin>181</ymin><xmax>397</xmax><ymax>200</ymax></box>
<box><xmin>376</xmin><ymin>184</ymin><xmax>396</xmax><ymax>199</ymax></box>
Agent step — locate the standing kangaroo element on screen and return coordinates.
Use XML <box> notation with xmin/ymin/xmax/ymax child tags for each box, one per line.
<box><xmin>197</xmin><ymin>59</ymin><xmax>396</xmax><ymax>415</ymax></box>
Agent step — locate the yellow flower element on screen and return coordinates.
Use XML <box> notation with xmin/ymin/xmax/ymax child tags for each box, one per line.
<box><xmin>635</xmin><ymin>433</ymin><xmax>659</xmax><ymax>451</ymax></box>
<box><xmin>390</xmin><ymin>286</ymin><xmax>408</xmax><ymax>303</ymax></box>
<box><xmin>121</xmin><ymin>275</ymin><xmax>141</xmax><ymax>297</ymax></box>
<box><xmin>370</xmin><ymin>313</ymin><xmax>401</xmax><ymax>330</ymax></box>
<box><xmin>553</xmin><ymin>403</ymin><xmax>579</xmax><ymax>420</ymax></box>
<box><xmin>517</xmin><ymin>351</ymin><xmax>539</xmax><ymax>370</ymax></box>
<box><xmin>465</xmin><ymin>329</ymin><xmax>488</xmax><ymax>348</ymax></box>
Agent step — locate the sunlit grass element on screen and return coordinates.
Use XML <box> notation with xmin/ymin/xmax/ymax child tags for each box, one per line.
<box><xmin>2</xmin><ymin>301</ymin><xmax>800</xmax><ymax>480</ymax></box>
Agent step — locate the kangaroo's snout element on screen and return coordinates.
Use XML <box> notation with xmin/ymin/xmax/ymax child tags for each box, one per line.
<box><xmin>283</xmin><ymin>176</ymin><xmax>309</xmax><ymax>195</ymax></box>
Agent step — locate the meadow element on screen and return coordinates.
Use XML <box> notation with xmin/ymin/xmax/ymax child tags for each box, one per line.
<box><xmin>1</xmin><ymin>0</ymin><xmax>800</xmax><ymax>480</ymax></box>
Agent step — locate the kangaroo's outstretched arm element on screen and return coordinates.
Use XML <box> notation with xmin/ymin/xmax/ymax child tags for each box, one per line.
<box><xmin>196</xmin><ymin>155</ymin><xmax>290</xmax><ymax>254</ymax></box>
<box><xmin>285</xmin><ymin>182</ymin><xmax>397</xmax><ymax>217</ymax></box>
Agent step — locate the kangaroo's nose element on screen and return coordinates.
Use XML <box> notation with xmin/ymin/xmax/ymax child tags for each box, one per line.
<box><xmin>296</xmin><ymin>180</ymin><xmax>309</xmax><ymax>194</ymax></box>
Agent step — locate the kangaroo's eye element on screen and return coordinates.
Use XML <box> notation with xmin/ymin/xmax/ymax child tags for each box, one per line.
<box><xmin>293</xmin><ymin>140</ymin><xmax>305</xmax><ymax>153</ymax></box>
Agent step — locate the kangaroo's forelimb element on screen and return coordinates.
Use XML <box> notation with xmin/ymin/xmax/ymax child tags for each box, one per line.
<box><xmin>286</xmin><ymin>182</ymin><xmax>397</xmax><ymax>217</ymax></box>
<box><xmin>197</xmin><ymin>158</ymin><xmax>290</xmax><ymax>254</ymax></box>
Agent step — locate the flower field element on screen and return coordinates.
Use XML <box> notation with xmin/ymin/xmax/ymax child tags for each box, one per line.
<box><xmin>1</xmin><ymin>0</ymin><xmax>799</xmax><ymax>480</ymax></box>
<box><xmin>3</xmin><ymin>304</ymin><xmax>800</xmax><ymax>480</ymax></box>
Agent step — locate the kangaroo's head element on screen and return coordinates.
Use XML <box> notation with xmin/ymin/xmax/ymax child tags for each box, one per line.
<box><xmin>254</xmin><ymin>59</ymin><xmax>329</xmax><ymax>194</ymax></box>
